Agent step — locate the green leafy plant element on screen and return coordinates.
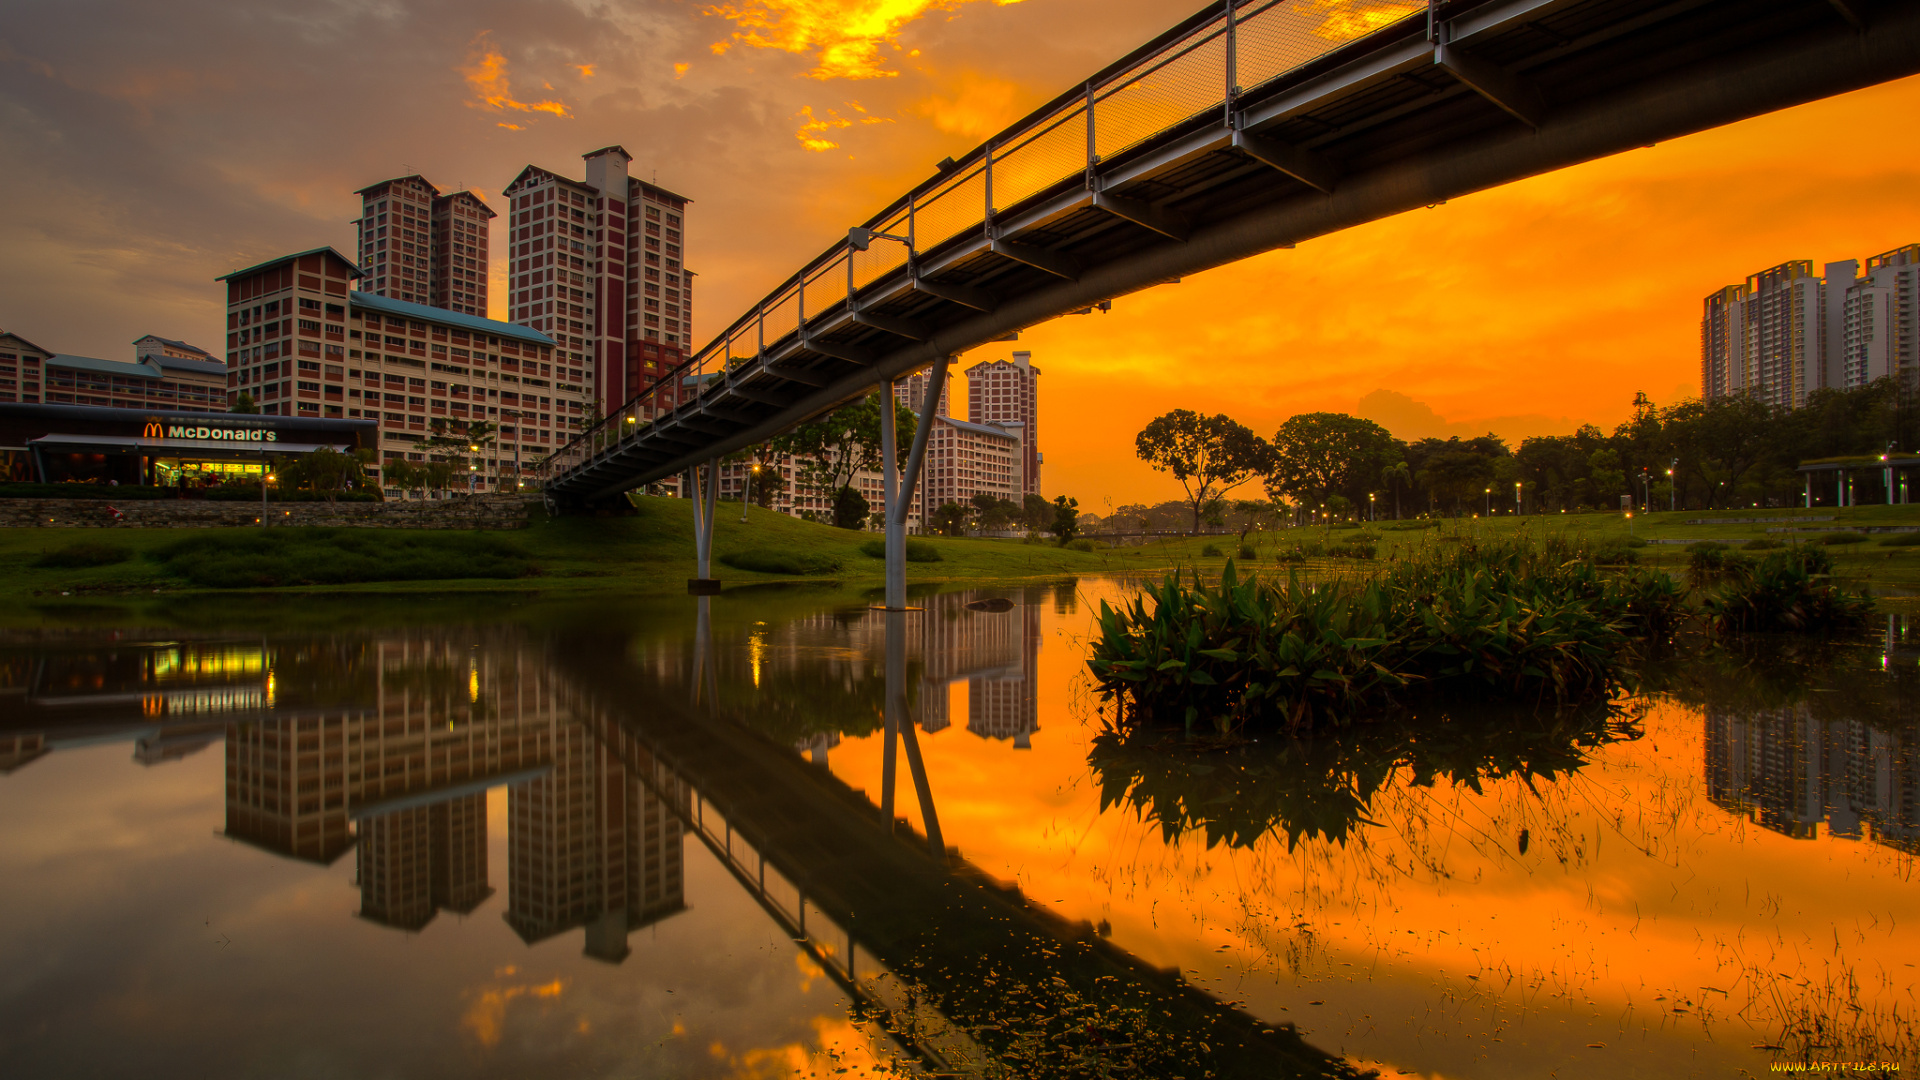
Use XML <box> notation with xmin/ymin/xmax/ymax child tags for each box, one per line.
<box><xmin>858</xmin><ymin>538</ymin><xmax>942</xmax><ymax>562</ymax></box>
<box><xmin>1700</xmin><ymin>545</ymin><xmax>1874</xmax><ymax>633</ymax></box>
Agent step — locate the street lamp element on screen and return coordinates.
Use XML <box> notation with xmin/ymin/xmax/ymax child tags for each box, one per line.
<box><xmin>741</xmin><ymin>460</ymin><xmax>761</xmax><ymax>523</ymax></box>
<box><xmin>1514</xmin><ymin>480</ymin><xmax>1522</xmax><ymax>515</ymax></box>
<box><xmin>1668</xmin><ymin>458</ymin><xmax>1677</xmax><ymax>512</ymax></box>
<box><xmin>1368</xmin><ymin>492</ymin><xmax>1376</xmax><ymax>522</ymax></box>
<box><xmin>1484</xmin><ymin>487</ymin><xmax>1491</xmax><ymax>516</ymax></box>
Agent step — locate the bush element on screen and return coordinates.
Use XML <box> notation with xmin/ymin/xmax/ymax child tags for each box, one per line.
<box><xmin>1689</xmin><ymin>544</ymin><xmax>1749</xmax><ymax>580</ymax></box>
<box><xmin>1878</xmin><ymin>532</ymin><xmax>1920</xmax><ymax>547</ymax></box>
<box><xmin>1066</xmin><ymin>538</ymin><xmax>1099</xmax><ymax>552</ymax></box>
<box><xmin>1701</xmin><ymin>545</ymin><xmax>1873</xmax><ymax>634</ymax></box>
<box><xmin>1200</xmin><ymin>543</ymin><xmax>1223</xmax><ymax>557</ymax></box>
<box><xmin>1685</xmin><ymin>541</ymin><xmax>1730</xmax><ymax>553</ymax></box>
<box><xmin>1815</xmin><ymin>531</ymin><xmax>1867</xmax><ymax>545</ymax></box>
<box><xmin>720</xmin><ymin>548</ymin><xmax>842</xmax><ymax>575</ymax></box>
<box><xmin>1743</xmin><ymin>538</ymin><xmax>1784</xmax><ymax>551</ymax></box>
<box><xmin>33</xmin><ymin>542</ymin><xmax>133</xmax><ymax>568</ymax></box>
<box><xmin>1381</xmin><ymin>519</ymin><xmax>1442</xmax><ymax>531</ymax></box>
<box><xmin>1330</xmin><ymin>520</ymin><xmax>1364</xmax><ymax>530</ymax></box>
<box><xmin>1590</xmin><ymin>542</ymin><xmax>1639</xmax><ymax>566</ymax></box>
<box><xmin>147</xmin><ymin>529</ymin><xmax>535</xmax><ymax>588</ymax></box>
<box><xmin>1324</xmin><ymin>542</ymin><xmax>1377</xmax><ymax>559</ymax></box>
<box><xmin>1089</xmin><ymin>542</ymin><xmax>1682</xmax><ymax>734</ymax></box>
<box><xmin>1238</xmin><ymin>543</ymin><xmax>1257</xmax><ymax>560</ymax></box>
<box><xmin>1274</xmin><ymin>546</ymin><xmax>1307</xmax><ymax>564</ymax></box>
<box><xmin>857</xmin><ymin>538</ymin><xmax>942</xmax><ymax>562</ymax></box>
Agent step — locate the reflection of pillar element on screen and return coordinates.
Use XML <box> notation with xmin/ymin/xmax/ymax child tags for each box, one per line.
<box><xmin>505</xmin><ymin>727</ymin><xmax>686</xmax><ymax>962</ymax></box>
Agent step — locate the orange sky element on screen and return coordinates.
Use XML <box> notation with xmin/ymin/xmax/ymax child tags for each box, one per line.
<box><xmin>4</xmin><ymin>0</ymin><xmax>1919</xmax><ymax>507</ymax></box>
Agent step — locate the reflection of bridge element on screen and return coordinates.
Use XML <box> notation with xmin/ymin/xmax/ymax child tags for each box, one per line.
<box><xmin>545</xmin><ymin>0</ymin><xmax>1920</xmax><ymax>505</ymax></box>
<box><xmin>554</xmin><ymin>597</ymin><xmax>1353</xmax><ymax>1077</ymax></box>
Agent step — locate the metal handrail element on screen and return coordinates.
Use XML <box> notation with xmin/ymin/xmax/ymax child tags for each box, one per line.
<box><xmin>541</xmin><ymin>0</ymin><xmax>1428</xmax><ymax>485</ymax></box>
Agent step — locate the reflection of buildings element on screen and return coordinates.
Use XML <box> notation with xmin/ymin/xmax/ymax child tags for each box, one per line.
<box><xmin>966</xmin><ymin>600</ymin><xmax>1042</xmax><ymax>749</ymax></box>
<box><xmin>1706</xmin><ymin>704</ymin><xmax>1920</xmax><ymax>853</ymax></box>
<box><xmin>505</xmin><ymin>725</ymin><xmax>687</xmax><ymax>963</ymax></box>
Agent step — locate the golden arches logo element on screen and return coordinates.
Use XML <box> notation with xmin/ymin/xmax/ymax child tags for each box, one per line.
<box><xmin>142</xmin><ymin>422</ymin><xmax>164</xmax><ymax>439</ymax></box>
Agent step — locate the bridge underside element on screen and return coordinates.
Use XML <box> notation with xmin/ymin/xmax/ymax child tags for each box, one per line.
<box><xmin>550</xmin><ymin>0</ymin><xmax>1920</xmax><ymax>502</ymax></box>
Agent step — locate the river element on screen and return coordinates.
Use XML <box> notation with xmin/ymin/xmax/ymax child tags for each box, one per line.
<box><xmin>0</xmin><ymin>579</ymin><xmax>1914</xmax><ymax>1078</ymax></box>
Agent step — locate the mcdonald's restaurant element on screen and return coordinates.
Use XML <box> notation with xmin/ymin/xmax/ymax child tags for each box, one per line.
<box><xmin>0</xmin><ymin>403</ymin><xmax>377</xmax><ymax>488</ymax></box>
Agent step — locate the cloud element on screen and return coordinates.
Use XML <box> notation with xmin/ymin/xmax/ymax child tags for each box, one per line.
<box><xmin>462</xmin><ymin>32</ymin><xmax>573</xmax><ymax>121</ymax></box>
<box><xmin>1354</xmin><ymin>389</ymin><xmax>1575</xmax><ymax>445</ymax></box>
<box><xmin>1297</xmin><ymin>0</ymin><xmax>1426</xmax><ymax>41</ymax></box>
<box><xmin>912</xmin><ymin>69</ymin><xmax>1021</xmax><ymax>138</ymax></box>
<box><xmin>794</xmin><ymin>101</ymin><xmax>888</xmax><ymax>151</ymax></box>
<box><xmin>706</xmin><ymin>0</ymin><xmax>1024</xmax><ymax>80</ymax></box>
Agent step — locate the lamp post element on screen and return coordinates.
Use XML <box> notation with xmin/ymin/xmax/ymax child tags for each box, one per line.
<box><xmin>1368</xmin><ymin>492</ymin><xmax>1375</xmax><ymax>522</ymax></box>
<box><xmin>468</xmin><ymin>444</ymin><xmax>479</xmax><ymax>495</ymax></box>
<box><xmin>1668</xmin><ymin>458</ymin><xmax>1677</xmax><ymax>512</ymax></box>
<box><xmin>1484</xmin><ymin>487</ymin><xmax>1491</xmax><ymax>516</ymax></box>
<box><xmin>1514</xmin><ymin>480</ymin><xmax>1522</xmax><ymax>515</ymax></box>
<box><xmin>741</xmin><ymin>460</ymin><xmax>760</xmax><ymax>524</ymax></box>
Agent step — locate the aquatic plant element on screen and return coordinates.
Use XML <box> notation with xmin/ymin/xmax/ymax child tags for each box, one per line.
<box><xmin>1699</xmin><ymin>545</ymin><xmax>1874</xmax><ymax>634</ymax></box>
<box><xmin>1090</xmin><ymin>703</ymin><xmax>1642</xmax><ymax>850</ymax></box>
<box><xmin>1089</xmin><ymin>541</ymin><xmax>1681</xmax><ymax>733</ymax></box>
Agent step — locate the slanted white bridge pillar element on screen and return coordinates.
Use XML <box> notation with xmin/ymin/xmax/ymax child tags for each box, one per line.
<box><xmin>878</xmin><ymin>356</ymin><xmax>950</xmax><ymax>611</ymax></box>
<box><xmin>689</xmin><ymin>458</ymin><xmax>720</xmax><ymax>593</ymax></box>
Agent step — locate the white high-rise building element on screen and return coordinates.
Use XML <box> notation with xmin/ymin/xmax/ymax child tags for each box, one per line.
<box><xmin>1702</xmin><ymin>245</ymin><xmax>1920</xmax><ymax>408</ymax></box>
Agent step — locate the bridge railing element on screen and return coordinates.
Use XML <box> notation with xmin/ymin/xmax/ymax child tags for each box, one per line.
<box><xmin>541</xmin><ymin>0</ymin><xmax>1425</xmax><ymax>489</ymax></box>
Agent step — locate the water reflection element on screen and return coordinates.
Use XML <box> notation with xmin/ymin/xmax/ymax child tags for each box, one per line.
<box><xmin>2</xmin><ymin>595</ymin><xmax>1917</xmax><ymax>1077</ymax></box>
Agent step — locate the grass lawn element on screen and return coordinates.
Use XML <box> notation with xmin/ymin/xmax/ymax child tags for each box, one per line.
<box><xmin>6</xmin><ymin>497</ymin><xmax>1917</xmax><ymax>611</ymax></box>
<box><xmin>0</xmin><ymin>497</ymin><xmax>1134</xmax><ymax>604</ymax></box>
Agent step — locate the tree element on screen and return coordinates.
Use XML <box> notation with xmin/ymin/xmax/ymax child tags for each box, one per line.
<box><xmin>830</xmin><ymin>485</ymin><xmax>868</xmax><ymax>531</ymax></box>
<box><xmin>1381</xmin><ymin>461</ymin><xmax>1412</xmax><ymax>519</ymax></box>
<box><xmin>230</xmin><ymin>392</ymin><xmax>259</xmax><ymax>414</ymax></box>
<box><xmin>970</xmin><ymin>493</ymin><xmax>1020</xmax><ymax>531</ymax></box>
<box><xmin>773</xmin><ymin>391</ymin><xmax>919</xmax><ymax>528</ymax></box>
<box><xmin>1051</xmin><ymin>495</ymin><xmax>1080</xmax><ymax>544</ymax></box>
<box><xmin>1134</xmin><ymin>410</ymin><xmax>1270</xmax><ymax>533</ymax></box>
<box><xmin>1266</xmin><ymin>413</ymin><xmax>1399</xmax><ymax>515</ymax></box>
<box><xmin>382</xmin><ymin>458</ymin><xmax>417</xmax><ymax>495</ymax></box>
<box><xmin>1021</xmin><ymin>493</ymin><xmax>1053</xmax><ymax>530</ymax></box>
<box><xmin>930</xmin><ymin>502</ymin><xmax>970</xmax><ymax>536</ymax></box>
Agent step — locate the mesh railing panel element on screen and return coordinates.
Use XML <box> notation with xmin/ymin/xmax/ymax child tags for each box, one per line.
<box><xmin>851</xmin><ymin>208</ymin><xmax>913</xmax><ymax>291</ymax></box>
<box><xmin>991</xmin><ymin>105</ymin><xmax>1090</xmax><ymax>211</ymax></box>
<box><xmin>1096</xmin><ymin>23</ymin><xmax>1229</xmax><ymax>161</ymax></box>
<box><xmin>912</xmin><ymin>166</ymin><xmax>988</xmax><ymax>252</ymax></box>
<box><xmin>801</xmin><ymin>256</ymin><xmax>849</xmax><ymax>324</ymax></box>
<box><xmin>1237</xmin><ymin>0</ymin><xmax>1424</xmax><ymax>91</ymax></box>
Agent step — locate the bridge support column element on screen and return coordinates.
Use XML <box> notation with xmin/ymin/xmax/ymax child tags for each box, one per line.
<box><xmin>881</xmin><ymin>608</ymin><xmax>944</xmax><ymax>861</ymax></box>
<box><xmin>878</xmin><ymin>357</ymin><xmax>950</xmax><ymax>611</ymax></box>
<box><xmin>689</xmin><ymin>458</ymin><xmax>720</xmax><ymax>593</ymax></box>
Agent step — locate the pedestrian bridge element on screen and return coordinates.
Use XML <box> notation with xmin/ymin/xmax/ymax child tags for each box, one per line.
<box><xmin>540</xmin><ymin>0</ymin><xmax>1920</xmax><ymax>507</ymax></box>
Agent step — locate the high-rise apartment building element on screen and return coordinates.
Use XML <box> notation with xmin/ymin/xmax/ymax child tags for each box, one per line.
<box><xmin>965</xmin><ymin>351</ymin><xmax>1041</xmax><ymax>496</ymax></box>
<box><xmin>1700</xmin><ymin>284</ymin><xmax>1749</xmax><ymax>400</ymax></box>
<box><xmin>1832</xmin><ymin>244</ymin><xmax>1920</xmax><ymax>390</ymax></box>
<box><xmin>918</xmin><ymin>415</ymin><xmax>1022</xmax><ymax>523</ymax></box>
<box><xmin>218</xmin><ymin>247</ymin><xmax>575</xmax><ymax>491</ymax></box>
<box><xmin>1701</xmin><ymin>244</ymin><xmax>1920</xmax><ymax>408</ymax></box>
<box><xmin>502</xmin><ymin>147</ymin><xmax>695</xmax><ymax>421</ymax></box>
<box><xmin>352</xmin><ymin>175</ymin><xmax>495</xmax><ymax>317</ymax></box>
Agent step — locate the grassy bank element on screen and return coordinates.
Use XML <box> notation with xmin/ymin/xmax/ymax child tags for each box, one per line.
<box><xmin>0</xmin><ymin>497</ymin><xmax>1128</xmax><ymax>602</ymax></box>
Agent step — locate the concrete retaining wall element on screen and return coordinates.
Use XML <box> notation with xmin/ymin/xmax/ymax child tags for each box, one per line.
<box><xmin>0</xmin><ymin>495</ymin><xmax>538</xmax><ymax>529</ymax></box>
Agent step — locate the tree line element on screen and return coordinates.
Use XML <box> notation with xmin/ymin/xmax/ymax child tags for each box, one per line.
<box><xmin>1132</xmin><ymin>379</ymin><xmax>1919</xmax><ymax>530</ymax></box>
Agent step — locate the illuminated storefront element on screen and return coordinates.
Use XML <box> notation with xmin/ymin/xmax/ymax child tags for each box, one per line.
<box><xmin>0</xmin><ymin>403</ymin><xmax>376</xmax><ymax>486</ymax></box>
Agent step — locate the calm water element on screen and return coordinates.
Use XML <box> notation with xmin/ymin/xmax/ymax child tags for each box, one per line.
<box><xmin>0</xmin><ymin>581</ymin><xmax>1915</xmax><ymax>1079</ymax></box>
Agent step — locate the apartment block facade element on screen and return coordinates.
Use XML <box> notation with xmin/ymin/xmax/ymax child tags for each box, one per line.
<box><xmin>919</xmin><ymin>415</ymin><xmax>1022</xmax><ymax>523</ymax></box>
<box><xmin>218</xmin><ymin>247</ymin><xmax>575</xmax><ymax>490</ymax></box>
<box><xmin>352</xmin><ymin>175</ymin><xmax>495</xmax><ymax>318</ymax></box>
<box><xmin>1701</xmin><ymin>244</ymin><xmax>1920</xmax><ymax>408</ymax></box>
<box><xmin>502</xmin><ymin>147</ymin><xmax>694</xmax><ymax>422</ymax></box>
<box><xmin>965</xmin><ymin>351</ymin><xmax>1041</xmax><ymax>496</ymax></box>
<box><xmin>0</xmin><ymin>331</ymin><xmax>49</xmax><ymax>404</ymax></box>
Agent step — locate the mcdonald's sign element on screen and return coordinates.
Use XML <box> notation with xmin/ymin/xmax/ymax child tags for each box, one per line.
<box><xmin>135</xmin><ymin>420</ymin><xmax>276</xmax><ymax>443</ymax></box>
<box><xmin>142</xmin><ymin>421</ymin><xmax>164</xmax><ymax>439</ymax></box>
